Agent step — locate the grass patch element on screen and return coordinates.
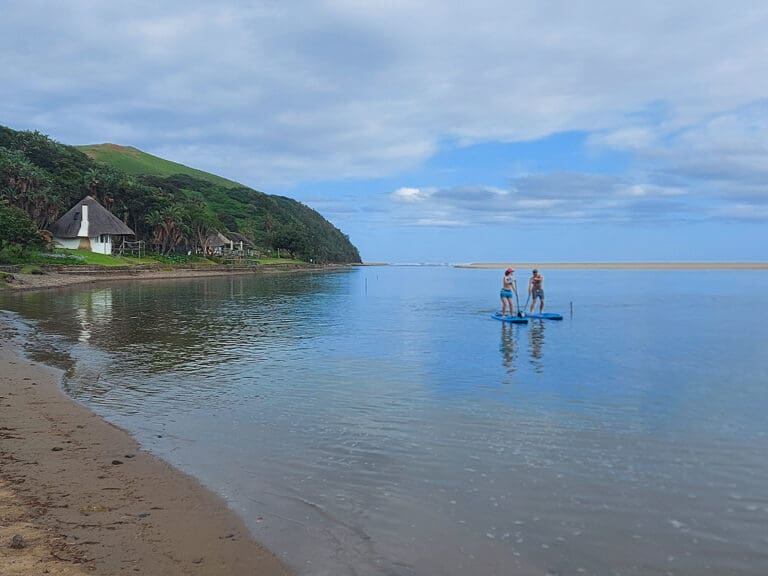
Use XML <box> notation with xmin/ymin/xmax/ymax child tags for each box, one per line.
<box><xmin>78</xmin><ymin>144</ymin><xmax>243</xmax><ymax>188</ymax></box>
<box><xmin>255</xmin><ymin>257</ymin><xmax>305</xmax><ymax>265</ymax></box>
<box><xmin>34</xmin><ymin>252</ymin><xmax>85</xmax><ymax>265</ymax></box>
<box><xmin>54</xmin><ymin>249</ymin><xmax>134</xmax><ymax>266</ymax></box>
<box><xmin>151</xmin><ymin>253</ymin><xmax>218</xmax><ymax>266</ymax></box>
<box><xmin>4</xmin><ymin>248</ymin><xmax>291</xmax><ymax>270</ymax></box>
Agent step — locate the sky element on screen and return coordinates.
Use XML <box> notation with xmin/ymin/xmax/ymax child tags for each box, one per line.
<box><xmin>1</xmin><ymin>1</ymin><xmax>767</xmax><ymax>263</ymax></box>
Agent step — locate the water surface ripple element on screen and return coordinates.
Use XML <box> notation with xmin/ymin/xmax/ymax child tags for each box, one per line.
<box><xmin>2</xmin><ymin>267</ymin><xmax>768</xmax><ymax>575</ymax></box>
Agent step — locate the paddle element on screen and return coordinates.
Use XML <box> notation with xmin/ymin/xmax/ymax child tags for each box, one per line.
<box><xmin>515</xmin><ymin>288</ymin><xmax>525</xmax><ymax>317</ymax></box>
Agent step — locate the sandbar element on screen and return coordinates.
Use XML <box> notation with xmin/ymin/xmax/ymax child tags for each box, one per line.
<box><xmin>457</xmin><ymin>262</ymin><xmax>768</xmax><ymax>270</ymax></box>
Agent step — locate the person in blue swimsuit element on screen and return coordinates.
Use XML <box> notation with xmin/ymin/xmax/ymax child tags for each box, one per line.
<box><xmin>499</xmin><ymin>268</ymin><xmax>518</xmax><ymax>317</ymax></box>
<box><xmin>528</xmin><ymin>268</ymin><xmax>545</xmax><ymax>314</ymax></box>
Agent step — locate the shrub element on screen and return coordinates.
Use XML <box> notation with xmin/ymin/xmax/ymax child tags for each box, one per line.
<box><xmin>0</xmin><ymin>204</ymin><xmax>46</xmax><ymax>260</ymax></box>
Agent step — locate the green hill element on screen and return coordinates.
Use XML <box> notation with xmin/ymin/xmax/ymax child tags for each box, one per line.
<box><xmin>1</xmin><ymin>126</ymin><xmax>361</xmax><ymax>264</ymax></box>
<box><xmin>78</xmin><ymin>144</ymin><xmax>243</xmax><ymax>189</ymax></box>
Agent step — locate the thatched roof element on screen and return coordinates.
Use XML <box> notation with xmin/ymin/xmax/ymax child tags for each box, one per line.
<box><xmin>226</xmin><ymin>232</ymin><xmax>256</xmax><ymax>249</ymax></box>
<box><xmin>205</xmin><ymin>231</ymin><xmax>232</xmax><ymax>248</ymax></box>
<box><xmin>49</xmin><ymin>196</ymin><xmax>134</xmax><ymax>238</ymax></box>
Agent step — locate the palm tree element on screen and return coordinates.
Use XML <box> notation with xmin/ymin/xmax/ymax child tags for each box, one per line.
<box><xmin>184</xmin><ymin>200</ymin><xmax>218</xmax><ymax>255</ymax></box>
<box><xmin>146</xmin><ymin>205</ymin><xmax>186</xmax><ymax>255</ymax></box>
<box><xmin>0</xmin><ymin>147</ymin><xmax>53</xmax><ymax>228</ymax></box>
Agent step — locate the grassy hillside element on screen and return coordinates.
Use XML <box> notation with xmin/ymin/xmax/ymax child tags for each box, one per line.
<box><xmin>78</xmin><ymin>144</ymin><xmax>243</xmax><ymax>189</ymax></box>
<box><xmin>1</xmin><ymin>126</ymin><xmax>361</xmax><ymax>263</ymax></box>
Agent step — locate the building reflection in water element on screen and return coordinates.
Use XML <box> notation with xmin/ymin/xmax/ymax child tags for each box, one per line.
<box><xmin>74</xmin><ymin>289</ymin><xmax>113</xmax><ymax>343</ymax></box>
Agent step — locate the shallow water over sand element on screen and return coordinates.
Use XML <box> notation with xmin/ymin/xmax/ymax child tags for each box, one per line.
<box><xmin>3</xmin><ymin>267</ymin><xmax>768</xmax><ymax>575</ymax></box>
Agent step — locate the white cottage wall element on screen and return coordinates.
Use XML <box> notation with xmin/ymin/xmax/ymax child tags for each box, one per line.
<box><xmin>90</xmin><ymin>237</ymin><xmax>112</xmax><ymax>255</ymax></box>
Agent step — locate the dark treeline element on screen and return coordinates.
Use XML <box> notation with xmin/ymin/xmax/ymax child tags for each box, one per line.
<box><xmin>0</xmin><ymin>125</ymin><xmax>361</xmax><ymax>263</ymax></box>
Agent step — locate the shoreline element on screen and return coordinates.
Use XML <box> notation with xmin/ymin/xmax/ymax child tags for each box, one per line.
<box><xmin>1</xmin><ymin>264</ymin><xmax>348</xmax><ymax>293</ymax></box>
<box><xmin>1</xmin><ymin>261</ymin><xmax>765</xmax><ymax>295</ymax></box>
<box><xmin>0</xmin><ymin>317</ymin><xmax>292</xmax><ymax>575</ymax></box>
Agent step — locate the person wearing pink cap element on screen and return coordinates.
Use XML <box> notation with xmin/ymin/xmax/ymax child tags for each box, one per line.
<box><xmin>499</xmin><ymin>267</ymin><xmax>518</xmax><ymax>317</ymax></box>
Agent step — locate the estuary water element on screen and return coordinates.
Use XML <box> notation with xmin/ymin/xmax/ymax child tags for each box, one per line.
<box><xmin>2</xmin><ymin>266</ymin><xmax>768</xmax><ymax>575</ymax></box>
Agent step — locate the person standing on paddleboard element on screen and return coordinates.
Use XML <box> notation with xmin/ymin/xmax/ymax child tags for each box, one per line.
<box><xmin>528</xmin><ymin>269</ymin><xmax>545</xmax><ymax>314</ymax></box>
<box><xmin>500</xmin><ymin>268</ymin><xmax>518</xmax><ymax>317</ymax></box>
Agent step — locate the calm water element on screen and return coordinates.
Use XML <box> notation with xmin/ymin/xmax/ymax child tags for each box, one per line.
<box><xmin>2</xmin><ymin>267</ymin><xmax>768</xmax><ymax>575</ymax></box>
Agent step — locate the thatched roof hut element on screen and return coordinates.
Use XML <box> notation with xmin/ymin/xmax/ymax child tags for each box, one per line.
<box><xmin>205</xmin><ymin>231</ymin><xmax>232</xmax><ymax>249</ymax></box>
<box><xmin>226</xmin><ymin>232</ymin><xmax>255</xmax><ymax>250</ymax></box>
<box><xmin>49</xmin><ymin>196</ymin><xmax>134</xmax><ymax>255</ymax></box>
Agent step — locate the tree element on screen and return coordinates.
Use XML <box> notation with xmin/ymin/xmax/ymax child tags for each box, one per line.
<box><xmin>1</xmin><ymin>125</ymin><xmax>363</xmax><ymax>263</ymax></box>
<box><xmin>146</xmin><ymin>205</ymin><xmax>186</xmax><ymax>255</ymax></box>
<box><xmin>84</xmin><ymin>166</ymin><xmax>122</xmax><ymax>211</ymax></box>
<box><xmin>0</xmin><ymin>147</ymin><xmax>54</xmax><ymax>228</ymax></box>
<box><xmin>270</xmin><ymin>222</ymin><xmax>311</xmax><ymax>259</ymax></box>
<box><xmin>184</xmin><ymin>200</ymin><xmax>219</xmax><ymax>255</ymax></box>
<box><xmin>0</xmin><ymin>203</ymin><xmax>46</xmax><ymax>257</ymax></box>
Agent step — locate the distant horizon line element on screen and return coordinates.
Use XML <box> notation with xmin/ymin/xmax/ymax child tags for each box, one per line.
<box><xmin>358</xmin><ymin>261</ymin><xmax>768</xmax><ymax>270</ymax></box>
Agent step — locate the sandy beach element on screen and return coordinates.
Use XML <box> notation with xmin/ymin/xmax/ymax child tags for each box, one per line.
<box><xmin>0</xmin><ymin>311</ymin><xmax>292</xmax><ymax>575</ymax></box>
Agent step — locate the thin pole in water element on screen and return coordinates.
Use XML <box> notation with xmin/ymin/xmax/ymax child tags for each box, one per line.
<box><xmin>570</xmin><ymin>301</ymin><xmax>573</xmax><ymax>316</ymax></box>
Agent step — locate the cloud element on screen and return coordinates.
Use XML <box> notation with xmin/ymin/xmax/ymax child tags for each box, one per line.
<box><xmin>375</xmin><ymin>173</ymin><xmax>701</xmax><ymax>227</ymax></box>
<box><xmin>1</xmin><ymin>0</ymin><xmax>767</xmax><ymax>225</ymax></box>
<box><xmin>589</xmin><ymin>101</ymin><xmax>768</xmax><ymax>216</ymax></box>
<box><xmin>713</xmin><ymin>203</ymin><xmax>768</xmax><ymax>220</ymax></box>
<box><xmin>0</xmin><ymin>0</ymin><xmax>768</xmax><ymax>178</ymax></box>
<box><xmin>393</xmin><ymin>187</ymin><xmax>431</xmax><ymax>202</ymax></box>
<box><xmin>619</xmin><ymin>184</ymin><xmax>686</xmax><ymax>198</ymax></box>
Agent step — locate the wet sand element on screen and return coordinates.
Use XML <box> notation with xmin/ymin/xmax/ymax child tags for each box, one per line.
<box><xmin>0</xmin><ymin>318</ymin><xmax>292</xmax><ymax>575</ymax></box>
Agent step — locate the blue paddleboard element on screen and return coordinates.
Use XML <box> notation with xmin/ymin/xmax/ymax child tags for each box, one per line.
<box><xmin>491</xmin><ymin>312</ymin><xmax>529</xmax><ymax>324</ymax></box>
<box><xmin>525</xmin><ymin>312</ymin><xmax>563</xmax><ymax>320</ymax></box>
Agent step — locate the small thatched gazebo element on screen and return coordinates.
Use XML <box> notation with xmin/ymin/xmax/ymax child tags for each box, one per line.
<box><xmin>226</xmin><ymin>232</ymin><xmax>256</xmax><ymax>256</ymax></box>
<box><xmin>204</xmin><ymin>231</ymin><xmax>232</xmax><ymax>255</ymax></box>
<box><xmin>49</xmin><ymin>196</ymin><xmax>134</xmax><ymax>255</ymax></box>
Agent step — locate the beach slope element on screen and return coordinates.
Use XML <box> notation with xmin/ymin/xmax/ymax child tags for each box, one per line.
<box><xmin>0</xmin><ymin>319</ymin><xmax>291</xmax><ymax>575</ymax></box>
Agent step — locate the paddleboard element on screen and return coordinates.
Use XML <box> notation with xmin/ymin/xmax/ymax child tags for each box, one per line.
<box><xmin>491</xmin><ymin>312</ymin><xmax>528</xmax><ymax>324</ymax></box>
<box><xmin>524</xmin><ymin>312</ymin><xmax>563</xmax><ymax>320</ymax></box>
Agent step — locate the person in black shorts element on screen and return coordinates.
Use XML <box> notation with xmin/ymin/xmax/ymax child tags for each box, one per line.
<box><xmin>528</xmin><ymin>269</ymin><xmax>544</xmax><ymax>314</ymax></box>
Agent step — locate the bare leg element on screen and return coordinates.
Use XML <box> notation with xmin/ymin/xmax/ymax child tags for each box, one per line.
<box><xmin>539</xmin><ymin>298</ymin><xmax>544</xmax><ymax>313</ymax></box>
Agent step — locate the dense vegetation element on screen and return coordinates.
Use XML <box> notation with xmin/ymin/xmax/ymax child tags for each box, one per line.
<box><xmin>0</xmin><ymin>203</ymin><xmax>46</xmax><ymax>261</ymax></box>
<box><xmin>0</xmin><ymin>125</ymin><xmax>361</xmax><ymax>264</ymax></box>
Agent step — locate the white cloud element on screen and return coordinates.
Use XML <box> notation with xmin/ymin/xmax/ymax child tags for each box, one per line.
<box><xmin>588</xmin><ymin>127</ymin><xmax>657</xmax><ymax>152</ymax></box>
<box><xmin>712</xmin><ymin>203</ymin><xmax>768</xmax><ymax>220</ymax></box>
<box><xmin>515</xmin><ymin>199</ymin><xmax>563</xmax><ymax>209</ymax></box>
<box><xmin>378</xmin><ymin>173</ymin><xmax>708</xmax><ymax>227</ymax></box>
<box><xmin>1</xmin><ymin>0</ymin><xmax>767</xmax><ymax>213</ymax></box>
<box><xmin>393</xmin><ymin>187</ymin><xmax>431</xmax><ymax>202</ymax></box>
<box><xmin>620</xmin><ymin>184</ymin><xmax>686</xmax><ymax>198</ymax></box>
